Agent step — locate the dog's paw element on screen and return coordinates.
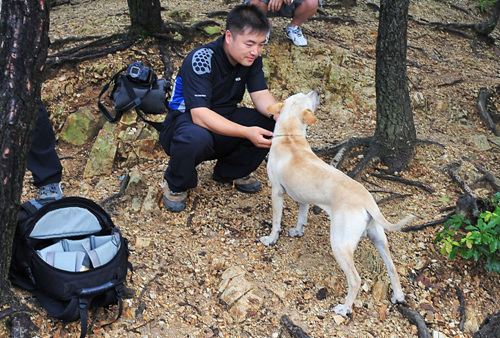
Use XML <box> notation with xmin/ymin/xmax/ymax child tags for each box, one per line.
<box><xmin>260</xmin><ymin>236</ymin><xmax>277</xmax><ymax>246</ymax></box>
<box><xmin>333</xmin><ymin>304</ymin><xmax>351</xmax><ymax>317</ymax></box>
<box><xmin>391</xmin><ymin>293</ymin><xmax>405</xmax><ymax>304</ymax></box>
<box><xmin>288</xmin><ymin>228</ymin><xmax>304</xmax><ymax>238</ymax></box>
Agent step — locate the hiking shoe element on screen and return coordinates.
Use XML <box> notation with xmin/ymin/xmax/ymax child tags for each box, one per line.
<box><xmin>286</xmin><ymin>25</ymin><xmax>307</xmax><ymax>47</ymax></box>
<box><xmin>163</xmin><ymin>188</ymin><xmax>187</xmax><ymax>212</ymax></box>
<box><xmin>213</xmin><ymin>174</ymin><xmax>262</xmax><ymax>194</ymax></box>
<box><xmin>39</xmin><ymin>182</ymin><xmax>63</xmax><ymax>199</ymax></box>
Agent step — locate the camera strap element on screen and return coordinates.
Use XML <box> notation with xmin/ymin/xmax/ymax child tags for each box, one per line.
<box><xmin>97</xmin><ymin>66</ymin><xmax>127</xmax><ymax>123</ymax></box>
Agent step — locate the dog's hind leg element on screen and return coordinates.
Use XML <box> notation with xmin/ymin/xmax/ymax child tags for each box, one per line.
<box><xmin>260</xmin><ymin>185</ymin><xmax>285</xmax><ymax>246</ymax></box>
<box><xmin>329</xmin><ymin>215</ymin><xmax>365</xmax><ymax>316</ymax></box>
<box><xmin>288</xmin><ymin>202</ymin><xmax>309</xmax><ymax>238</ymax></box>
<box><xmin>366</xmin><ymin>224</ymin><xmax>405</xmax><ymax>304</ymax></box>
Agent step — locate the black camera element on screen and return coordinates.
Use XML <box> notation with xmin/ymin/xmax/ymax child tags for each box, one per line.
<box><xmin>126</xmin><ymin>62</ymin><xmax>151</xmax><ymax>82</ymax></box>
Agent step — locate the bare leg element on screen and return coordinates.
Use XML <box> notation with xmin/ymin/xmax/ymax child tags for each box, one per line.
<box><xmin>290</xmin><ymin>0</ymin><xmax>318</xmax><ymax>27</ymax></box>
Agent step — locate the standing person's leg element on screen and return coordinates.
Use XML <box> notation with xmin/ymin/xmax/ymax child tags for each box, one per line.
<box><xmin>159</xmin><ymin>111</ymin><xmax>216</xmax><ymax>211</ymax></box>
<box><xmin>212</xmin><ymin>107</ymin><xmax>275</xmax><ymax>193</ymax></box>
<box><xmin>27</xmin><ymin>103</ymin><xmax>63</xmax><ymax>198</ymax></box>
<box><xmin>285</xmin><ymin>0</ymin><xmax>318</xmax><ymax>47</ymax></box>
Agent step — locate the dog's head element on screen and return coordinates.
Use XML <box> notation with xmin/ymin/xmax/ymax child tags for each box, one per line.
<box><xmin>267</xmin><ymin>91</ymin><xmax>319</xmax><ymax>126</ymax></box>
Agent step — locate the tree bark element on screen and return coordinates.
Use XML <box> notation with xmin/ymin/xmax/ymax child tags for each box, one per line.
<box><xmin>0</xmin><ymin>0</ymin><xmax>50</xmax><ymax>304</ymax></box>
<box><xmin>374</xmin><ymin>0</ymin><xmax>416</xmax><ymax>172</ymax></box>
<box><xmin>127</xmin><ymin>0</ymin><xmax>163</xmax><ymax>34</ymax></box>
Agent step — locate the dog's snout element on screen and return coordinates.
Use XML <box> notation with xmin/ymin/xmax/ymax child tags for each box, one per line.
<box><xmin>307</xmin><ymin>90</ymin><xmax>320</xmax><ymax>109</ymax></box>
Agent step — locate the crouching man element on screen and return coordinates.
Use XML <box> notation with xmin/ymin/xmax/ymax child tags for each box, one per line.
<box><xmin>159</xmin><ymin>5</ymin><xmax>278</xmax><ymax>212</ymax></box>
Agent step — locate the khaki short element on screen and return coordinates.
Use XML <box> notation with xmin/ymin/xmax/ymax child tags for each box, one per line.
<box><xmin>244</xmin><ymin>0</ymin><xmax>304</xmax><ymax>18</ymax></box>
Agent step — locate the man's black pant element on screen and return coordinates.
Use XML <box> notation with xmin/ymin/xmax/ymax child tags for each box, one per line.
<box><xmin>159</xmin><ymin>107</ymin><xmax>275</xmax><ymax>192</ymax></box>
<box><xmin>27</xmin><ymin>104</ymin><xmax>63</xmax><ymax>187</ymax></box>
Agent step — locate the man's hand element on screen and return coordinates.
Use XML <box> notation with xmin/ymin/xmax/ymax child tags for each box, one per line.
<box><xmin>244</xmin><ymin>126</ymin><xmax>273</xmax><ymax>148</ymax></box>
<box><xmin>268</xmin><ymin>0</ymin><xmax>284</xmax><ymax>12</ymax></box>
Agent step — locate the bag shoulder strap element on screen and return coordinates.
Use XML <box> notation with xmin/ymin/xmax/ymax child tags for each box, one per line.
<box><xmin>98</xmin><ymin>70</ymin><xmax>164</xmax><ymax>131</ymax></box>
<box><xmin>120</xmin><ymin>75</ymin><xmax>164</xmax><ymax>132</ymax></box>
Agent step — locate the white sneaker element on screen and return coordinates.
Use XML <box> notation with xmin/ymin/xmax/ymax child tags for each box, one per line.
<box><xmin>286</xmin><ymin>25</ymin><xmax>307</xmax><ymax>47</ymax></box>
<box><xmin>265</xmin><ymin>29</ymin><xmax>270</xmax><ymax>44</ymax></box>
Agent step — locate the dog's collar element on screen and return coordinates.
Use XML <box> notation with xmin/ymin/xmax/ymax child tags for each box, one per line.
<box><xmin>272</xmin><ymin>134</ymin><xmax>304</xmax><ymax>138</ymax></box>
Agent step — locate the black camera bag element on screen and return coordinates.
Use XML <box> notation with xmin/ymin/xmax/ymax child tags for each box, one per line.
<box><xmin>9</xmin><ymin>197</ymin><xmax>131</xmax><ymax>337</ymax></box>
<box><xmin>98</xmin><ymin>62</ymin><xmax>168</xmax><ymax>131</ymax></box>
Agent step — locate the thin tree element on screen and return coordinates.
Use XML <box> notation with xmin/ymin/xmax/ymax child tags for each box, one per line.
<box><xmin>0</xmin><ymin>0</ymin><xmax>50</xmax><ymax>333</ymax></box>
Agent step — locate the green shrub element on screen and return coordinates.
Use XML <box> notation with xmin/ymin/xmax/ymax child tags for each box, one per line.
<box><xmin>434</xmin><ymin>192</ymin><xmax>500</xmax><ymax>273</ymax></box>
<box><xmin>476</xmin><ymin>0</ymin><xmax>498</xmax><ymax>13</ymax></box>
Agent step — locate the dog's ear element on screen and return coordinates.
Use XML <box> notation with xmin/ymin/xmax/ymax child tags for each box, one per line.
<box><xmin>301</xmin><ymin>109</ymin><xmax>317</xmax><ymax>125</ymax></box>
<box><xmin>267</xmin><ymin>102</ymin><xmax>284</xmax><ymax>115</ymax></box>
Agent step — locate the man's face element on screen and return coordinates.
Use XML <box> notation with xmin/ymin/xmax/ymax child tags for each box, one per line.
<box><xmin>224</xmin><ymin>28</ymin><xmax>267</xmax><ymax>67</ymax></box>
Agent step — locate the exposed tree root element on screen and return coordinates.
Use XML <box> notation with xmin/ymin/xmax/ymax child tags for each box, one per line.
<box><xmin>371</xmin><ymin>172</ymin><xmax>435</xmax><ymax>193</ymax></box>
<box><xmin>474</xmin><ymin>310</ymin><xmax>500</xmax><ymax>338</ymax></box>
<box><xmin>396</xmin><ymin>305</ymin><xmax>431</xmax><ymax>338</ymax></box>
<box><xmin>47</xmin><ymin>37</ymin><xmax>136</xmax><ymax>67</ymax></box>
<box><xmin>280</xmin><ymin>315</ymin><xmax>310</xmax><ymax>338</ymax></box>
<box><xmin>45</xmin><ymin>18</ymin><xmax>216</xmax><ymax>69</ymax></box>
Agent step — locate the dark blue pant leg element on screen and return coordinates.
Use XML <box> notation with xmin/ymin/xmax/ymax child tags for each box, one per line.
<box><xmin>27</xmin><ymin>104</ymin><xmax>63</xmax><ymax>187</ymax></box>
<box><xmin>160</xmin><ymin>111</ymin><xmax>215</xmax><ymax>192</ymax></box>
<box><xmin>212</xmin><ymin>107</ymin><xmax>275</xmax><ymax>179</ymax></box>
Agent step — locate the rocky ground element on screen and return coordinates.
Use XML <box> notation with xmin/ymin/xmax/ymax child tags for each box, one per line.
<box><xmin>3</xmin><ymin>0</ymin><xmax>500</xmax><ymax>337</ymax></box>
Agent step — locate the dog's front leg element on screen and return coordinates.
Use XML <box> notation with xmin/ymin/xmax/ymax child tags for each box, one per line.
<box><xmin>288</xmin><ymin>202</ymin><xmax>309</xmax><ymax>237</ymax></box>
<box><xmin>260</xmin><ymin>185</ymin><xmax>285</xmax><ymax>246</ymax></box>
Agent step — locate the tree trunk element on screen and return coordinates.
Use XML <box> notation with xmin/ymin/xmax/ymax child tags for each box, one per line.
<box><xmin>0</xmin><ymin>0</ymin><xmax>50</xmax><ymax>303</ymax></box>
<box><xmin>127</xmin><ymin>0</ymin><xmax>163</xmax><ymax>34</ymax></box>
<box><xmin>374</xmin><ymin>0</ymin><xmax>416</xmax><ymax>172</ymax></box>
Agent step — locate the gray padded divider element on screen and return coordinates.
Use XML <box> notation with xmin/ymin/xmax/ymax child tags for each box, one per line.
<box><xmin>29</xmin><ymin>207</ymin><xmax>102</xmax><ymax>239</ymax></box>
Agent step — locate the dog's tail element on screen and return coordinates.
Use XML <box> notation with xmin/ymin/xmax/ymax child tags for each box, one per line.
<box><xmin>368</xmin><ymin>209</ymin><xmax>415</xmax><ymax>231</ymax></box>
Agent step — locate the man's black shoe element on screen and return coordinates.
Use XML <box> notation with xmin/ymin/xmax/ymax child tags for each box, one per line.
<box><xmin>163</xmin><ymin>188</ymin><xmax>187</xmax><ymax>212</ymax></box>
<box><xmin>213</xmin><ymin>174</ymin><xmax>262</xmax><ymax>194</ymax></box>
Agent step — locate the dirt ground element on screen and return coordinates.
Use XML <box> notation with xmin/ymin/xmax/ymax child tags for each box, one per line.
<box><xmin>3</xmin><ymin>0</ymin><xmax>500</xmax><ymax>337</ymax></box>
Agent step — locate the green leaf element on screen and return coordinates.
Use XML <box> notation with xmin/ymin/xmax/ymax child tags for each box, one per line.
<box><xmin>449</xmin><ymin>246</ymin><xmax>459</xmax><ymax>260</ymax></box>
<box><xmin>439</xmin><ymin>196</ymin><xmax>451</xmax><ymax>202</ymax></box>
<box><xmin>461</xmin><ymin>247</ymin><xmax>474</xmax><ymax>259</ymax></box>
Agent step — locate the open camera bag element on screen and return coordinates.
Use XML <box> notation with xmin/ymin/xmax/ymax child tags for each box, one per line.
<box><xmin>97</xmin><ymin>61</ymin><xmax>167</xmax><ymax>132</ymax></box>
<box><xmin>9</xmin><ymin>197</ymin><xmax>130</xmax><ymax>337</ymax></box>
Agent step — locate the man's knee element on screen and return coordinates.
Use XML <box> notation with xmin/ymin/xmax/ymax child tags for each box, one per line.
<box><xmin>245</xmin><ymin>0</ymin><xmax>268</xmax><ymax>12</ymax></box>
<box><xmin>297</xmin><ymin>0</ymin><xmax>318</xmax><ymax>12</ymax></box>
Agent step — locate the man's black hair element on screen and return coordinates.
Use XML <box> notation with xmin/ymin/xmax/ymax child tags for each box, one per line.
<box><xmin>226</xmin><ymin>4</ymin><xmax>270</xmax><ymax>36</ymax></box>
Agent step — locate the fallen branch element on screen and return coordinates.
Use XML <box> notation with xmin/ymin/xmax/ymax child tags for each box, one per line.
<box><xmin>476</xmin><ymin>87</ymin><xmax>499</xmax><ymax>136</ymax></box>
<box><xmin>377</xmin><ymin>193</ymin><xmax>412</xmax><ymax>205</ymax></box>
<box><xmin>280</xmin><ymin>315</ymin><xmax>310</xmax><ymax>338</ymax></box>
<box><xmin>473</xmin><ymin>165</ymin><xmax>500</xmax><ymax>192</ymax></box>
<box><xmin>443</xmin><ymin>162</ymin><xmax>477</xmax><ymax>198</ymax></box>
<box><xmin>396</xmin><ymin>305</ymin><xmax>431</xmax><ymax>338</ymax></box>
<box><xmin>100</xmin><ymin>173</ymin><xmax>130</xmax><ymax>206</ymax></box>
<box><xmin>402</xmin><ymin>212</ymin><xmax>453</xmax><ymax>232</ymax></box>
<box><xmin>309</xmin><ymin>16</ymin><xmax>357</xmax><ymax>25</ymax></box>
<box><xmin>136</xmin><ymin>273</ymin><xmax>162</xmax><ymax>320</ymax></box>
<box><xmin>455</xmin><ymin>285</ymin><xmax>466</xmax><ymax>331</ymax></box>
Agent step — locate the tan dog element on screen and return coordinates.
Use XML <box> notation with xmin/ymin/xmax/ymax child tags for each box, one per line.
<box><xmin>262</xmin><ymin>91</ymin><xmax>414</xmax><ymax>316</ymax></box>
